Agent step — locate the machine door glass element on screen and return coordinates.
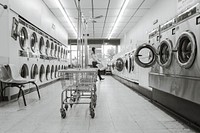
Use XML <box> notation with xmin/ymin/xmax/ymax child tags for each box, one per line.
<box><xmin>55</xmin><ymin>65</ymin><xmax>58</xmax><ymax>78</ymax></box>
<box><xmin>129</xmin><ymin>55</ymin><xmax>132</xmax><ymax>73</ymax></box>
<box><xmin>125</xmin><ymin>57</ymin><xmax>128</xmax><ymax>70</ymax></box>
<box><xmin>39</xmin><ymin>65</ymin><xmax>45</xmax><ymax>82</ymax></box>
<box><xmin>54</xmin><ymin>44</ymin><xmax>57</xmax><ymax>57</ymax></box>
<box><xmin>58</xmin><ymin>46</ymin><xmax>60</xmax><ymax>58</ymax></box>
<box><xmin>50</xmin><ymin>42</ymin><xmax>54</xmax><ymax>56</ymax></box>
<box><xmin>131</xmin><ymin>52</ymin><xmax>135</xmax><ymax>71</ymax></box>
<box><xmin>30</xmin><ymin>32</ymin><xmax>37</xmax><ymax>52</ymax></box>
<box><xmin>116</xmin><ymin>58</ymin><xmax>124</xmax><ymax>72</ymax></box>
<box><xmin>20</xmin><ymin>64</ymin><xmax>29</xmax><ymax>79</ymax></box>
<box><xmin>31</xmin><ymin>64</ymin><xmax>38</xmax><ymax>79</ymax></box>
<box><xmin>51</xmin><ymin>65</ymin><xmax>54</xmax><ymax>79</ymax></box>
<box><xmin>39</xmin><ymin>37</ymin><xmax>45</xmax><ymax>54</ymax></box>
<box><xmin>134</xmin><ymin>43</ymin><xmax>157</xmax><ymax>68</ymax></box>
<box><xmin>176</xmin><ymin>31</ymin><xmax>196</xmax><ymax>69</ymax></box>
<box><xmin>46</xmin><ymin>65</ymin><xmax>50</xmax><ymax>80</ymax></box>
<box><xmin>157</xmin><ymin>39</ymin><xmax>173</xmax><ymax>67</ymax></box>
<box><xmin>63</xmin><ymin>49</ymin><xmax>65</xmax><ymax>59</ymax></box>
<box><xmin>61</xmin><ymin>48</ymin><xmax>63</xmax><ymax>58</ymax></box>
<box><xmin>19</xmin><ymin>27</ymin><xmax>28</xmax><ymax>50</ymax></box>
<box><xmin>45</xmin><ymin>40</ymin><xmax>50</xmax><ymax>55</ymax></box>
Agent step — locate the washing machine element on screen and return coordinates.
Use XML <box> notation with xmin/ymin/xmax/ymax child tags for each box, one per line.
<box><xmin>129</xmin><ymin>50</ymin><xmax>139</xmax><ymax>82</ymax></box>
<box><xmin>17</xmin><ymin>17</ymin><xmax>29</xmax><ymax>55</ymax></box>
<box><xmin>134</xmin><ymin>29</ymin><xmax>159</xmax><ymax>68</ymax></box>
<box><xmin>38</xmin><ymin>33</ymin><xmax>46</xmax><ymax>59</ymax></box>
<box><xmin>172</xmin><ymin>3</ymin><xmax>200</xmax><ymax>104</ymax></box>
<box><xmin>17</xmin><ymin>17</ymin><xmax>34</xmax><ymax>83</ymax></box>
<box><xmin>149</xmin><ymin>28</ymin><xmax>160</xmax><ymax>74</ymax></box>
<box><xmin>115</xmin><ymin>57</ymin><xmax>124</xmax><ymax>73</ymax></box>
<box><xmin>157</xmin><ymin>18</ymin><xmax>176</xmax><ymax>75</ymax></box>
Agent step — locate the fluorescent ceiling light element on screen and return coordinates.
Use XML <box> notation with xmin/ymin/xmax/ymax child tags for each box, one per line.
<box><xmin>56</xmin><ymin>0</ymin><xmax>77</xmax><ymax>37</ymax></box>
<box><xmin>108</xmin><ymin>0</ymin><xmax>129</xmax><ymax>39</ymax></box>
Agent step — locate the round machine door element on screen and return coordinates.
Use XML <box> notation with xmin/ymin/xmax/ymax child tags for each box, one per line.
<box><xmin>30</xmin><ymin>32</ymin><xmax>37</xmax><ymax>53</ymax></box>
<box><xmin>134</xmin><ymin>43</ymin><xmax>157</xmax><ymax>68</ymax></box>
<box><xmin>54</xmin><ymin>44</ymin><xmax>57</xmax><ymax>57</ymax></box>
<box><xmin>157</xmin><ymin>39</ymin><xmax>173</xmax><ymax>68</ymax></box>
<box><xmin>31</xmin><ymin>64</ymin><xmax>38</xmax><ymax>79</ymax></box>
<box><xmin>131</xmin><ymin>53</ymin><xmax>135</xmax><ymax>71</ymax></box>
<box><xmin>125</xmin><ymin>57</ymin><xmax>128</xmax><ymax>70</ymax></box>
<box><xmin>39</xmin><ymin>37</ymin><xmax>45</xmax><ymax>54</ymax></box>
<box><xmin>128</xmin><ymin>55</ymin><xmax>132</xmax><ymax>73</ymax></box>
<box><xmin>50</xmin><ymin>42</ymin><xmax>54</xmax><ymax>56</ymax></box>
<box><xmin>46</xmin><ymin>65</ymin><xmax>50</xmax><ymax>80</ymax></box>
<box><xmin>19</xmin><ymin>27</ymin><xmax>28</xmax><ymax>50</ymax></box>
<box><xmin>20</xmin><ymin>64</ymin><xmax>29</xmax><ymax>78</ymax></box>
<box><xmin>45</xmin><ymin>40</ymin><xmax>50</xmax><ymax>56</ymax></box>
<box><xmin>50</xmin><ymin>65</ymin><xmax>54</xmax><ymax>79</ymax></box>
<box><xmin>39</xmin><ymin>65</ymin><xmax>45</xmax><ymax>82</ymax></box>
<box><xmin>176</xmin><ymin>31</ymin><xmax>196</xmax><ymax>69</ymax></box>
<box><xmin>116</xmin><ymin>58</ymin><xmax>124</xmax><ymax>72</ymax></box>
<box><xmin>55</xmin><ymin>65</ymin><xmax>58</xmax><ymax>78</ymax></box>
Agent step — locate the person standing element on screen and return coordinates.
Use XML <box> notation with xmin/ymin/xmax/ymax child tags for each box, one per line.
<box><xmin>91</xmin><ymin>47</ymin><xmax>104</xmax><ymax>80</ymax></box>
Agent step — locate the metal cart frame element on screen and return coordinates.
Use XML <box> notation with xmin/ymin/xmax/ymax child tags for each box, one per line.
<box><xmin>59</xmin><ymin>68</ymin><xmax>97</xmax><ymax>118</ymax></box>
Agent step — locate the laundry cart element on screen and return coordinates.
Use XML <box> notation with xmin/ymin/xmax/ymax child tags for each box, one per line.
<box><xmin>59</xmin><ymin>68</ymin><xmax>97</xmax><ymax>119</ymax></box>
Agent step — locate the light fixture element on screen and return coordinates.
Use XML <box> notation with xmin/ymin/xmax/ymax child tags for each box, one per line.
<box><xmin>108</xmin><ymin>0</ymin><xmax>129</xmax><ymax>40</ymax></box>
<box><xmin>56</xmin><ymin>0</ymin><xmax>77</xmax><ymax>37</ymax></box>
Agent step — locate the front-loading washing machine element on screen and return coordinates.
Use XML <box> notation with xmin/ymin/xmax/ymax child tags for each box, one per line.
<box><xmin>173</xmin><ymin>3</ymin><xmax>200</xmax><ymax>104</ymax></box>
<box><xmin>115</xmin><ymin>57</ymin><xmax>124</xmax><ymax>74</ymax></box>
<box><xmin>157</xmin><ymin>18</ymin><xmax>176</xmax><ymax>75</ymax></box>
<box><xmin>38</xmin><ymin>33</ymin><xmax>46</xmax><ymax>60</ymax></box>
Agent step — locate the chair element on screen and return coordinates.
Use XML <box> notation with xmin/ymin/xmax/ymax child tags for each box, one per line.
<box><xmin>0</xmin><ymin>64</ymin><xmax>40</xmax><ymax>106</ymax></box>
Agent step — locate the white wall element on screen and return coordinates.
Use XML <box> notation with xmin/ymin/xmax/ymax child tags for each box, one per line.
<box><xmin>0</xmin><ymin>0</ymin><xmax>9</xmax><ymax>64</ymax></box>
<box><xmin>120</xmin><ymin>0</ymin><xmax>177</xmax><ymax>89</ymax></box>
<box><xmin>9</xmin><ymin>0</ymin><xmax>68</xmax><ymax>45</ymax></box>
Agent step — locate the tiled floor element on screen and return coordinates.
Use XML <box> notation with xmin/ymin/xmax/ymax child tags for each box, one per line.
<box><xmin>0</xmin><ymin>76</ymin><xmax>198</xmax><ymax>133</ymax></box>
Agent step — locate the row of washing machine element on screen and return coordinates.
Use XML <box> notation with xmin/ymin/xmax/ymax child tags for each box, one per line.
<box><xmin>112</xmin><ymin>3</ymin><xmax>200</xmax><ymax>105</ymax></box>
<box><xmin>111</xmin><ymin>49</ymin><xmax>139</xmax><ymax>83</ymax></box>
<box><xmin>4</xmin><ymin>10</ymin><xmax>69</xmax><ymax>98</ymax></box>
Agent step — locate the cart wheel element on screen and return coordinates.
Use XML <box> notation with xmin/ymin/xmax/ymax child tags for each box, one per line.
<box><xmin>72</xmin><ymin>97</ymin><xmax>76</xmax><ymax>102</ymax></box>
<box><xmin>94</xmin><ymin>94</ymin><xmax>97</xmax><ymax>102</ymax></box>
<box><xmin>94</xmin><ymin>85</ymin><xmax>97</xmax><ymax>92</ymax></box>
<box><xmin>93</xmin><ymin>102</ymin><xmax>96</xmax><ymax>108</ymax></box>
<box><xmin>60</xmin><ymin>108</ymin><xmax>66</xmax><ymax>119</ymax></box>
<box><xmin>89</xmin><ymin>102</ymin><xmax>93</xmax><ymax>109</ymax></box>
<box><xmin>64</xmin><ymin>104</ymin><xmax>68</xmax><ymax>111</ymax></box>
<box><xmin>89</xmin><ymin>102</ymin><xmax>92</xmax><ymax>109</ymax></box>
<box><xmin>90</xmin><ymin>108</ymin><xmax>95</xmax><ymax>118</ymax></box>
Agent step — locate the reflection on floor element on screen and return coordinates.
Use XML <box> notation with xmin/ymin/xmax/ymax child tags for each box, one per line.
<box><xmin>0</xmin><ymin>76</ymin><xmax>198</xmax><ymax>133</ymax></box>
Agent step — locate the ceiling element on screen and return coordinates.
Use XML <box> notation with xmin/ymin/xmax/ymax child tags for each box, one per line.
<box><xmin>43</xmin><ymin>0</ymin><xmax>157</xmax><ymax>39</ymax></box>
